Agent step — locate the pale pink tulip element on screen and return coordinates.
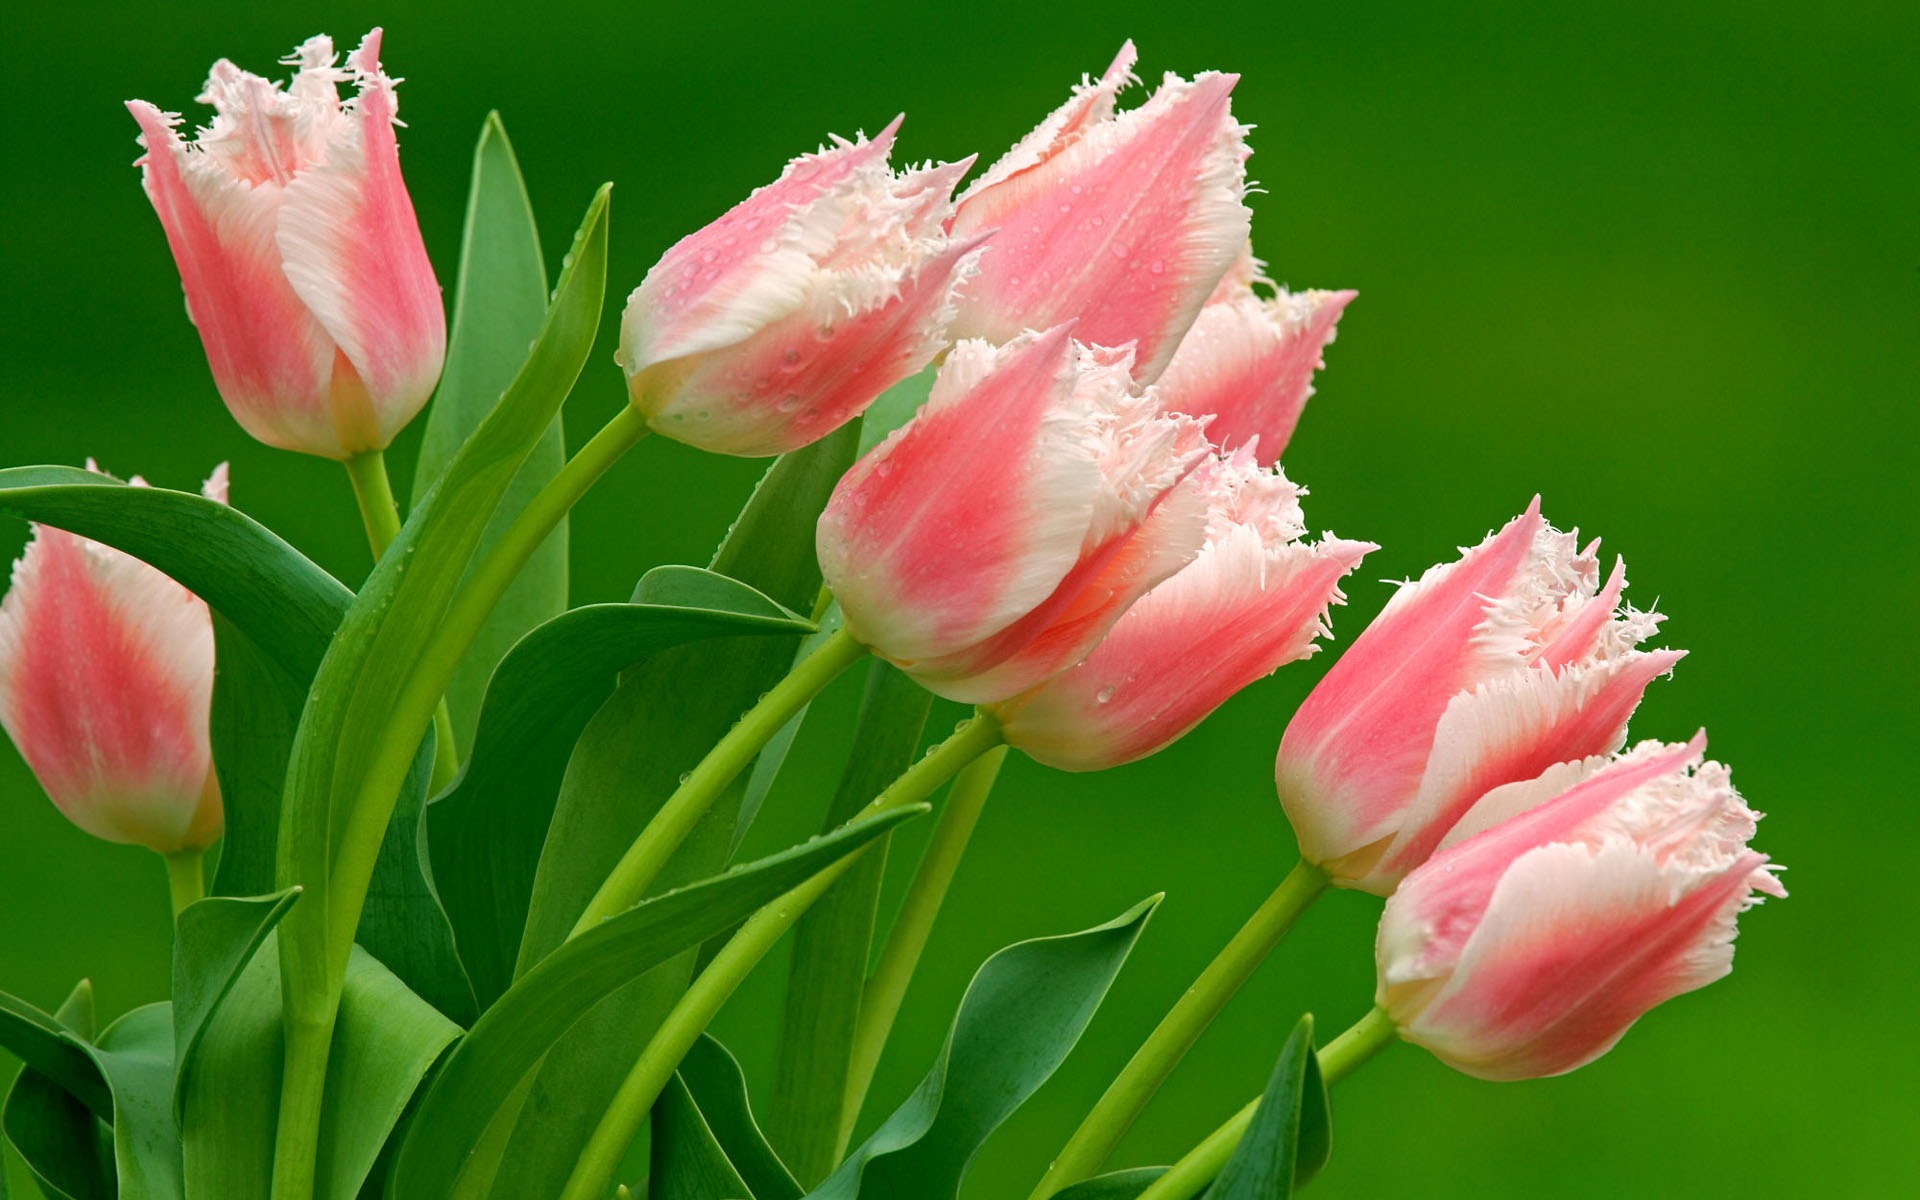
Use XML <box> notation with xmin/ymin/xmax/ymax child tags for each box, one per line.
<box><xmin>1154</xmin><ymin>249</ymin><xmax>1355</xmax><ymax>464</ymax></box>
<box><xmin>128</xmin><ymin>30</ymin><xmax>445</xmax><ymax>460</ymax></box>
<box><xmin>947</xmin><ymin>43</ymin><xmax>1252</xmax><ymax>387</ymax></box>
<box><xmin>619</xmin><ymin>120</ymin><xmax>986</xmax><ymax>456</ymax></box>
<box><xmin>818</xmin><ymin>326</ymin><xmax>1211</xmax><ymax>704</ymax></box>
<box><xmin>990</xmin><ymin>450</ymin><xmax>1372</xmax><ymax>769</ymax></box>
<box><xmin>0</xmin><ymin>464</ymin><xmax>226</xmax><ymax>854</ymax></box>
<box><xmin>1276</xmin><ymin>500</ymin><xmax>1684</xmax><ymax>894</ymax></box>
<box><xmin>1376</xmin><ymin>736</ymin><xmax>1783</xmax><ymax>1081</ymax></box>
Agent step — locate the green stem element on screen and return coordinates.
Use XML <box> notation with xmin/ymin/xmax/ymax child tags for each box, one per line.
<box><xmin>556</xmin><ymin>715</ymin><xmax>1005</xmax><ymax>1200</ymax></box>
<box><xmin>342</xmin><ymin>450</ymin><xmax>463</xmax><ymax>793</ymax></box>
<box><xmin>270</xmin><ymin>1012</ymin><xmax>333</xmax><ymax>1200</ymax></box>
<box><xmin>163</xmin><ymin>849</ymin><xmax>204</xmax><ymax>918</ymax></box>
<box><xmin>1135</xmin><ymin>1005</ymin><xmax>1398</xmax><ymax>1200</ymax></box>
<box><xmin>567</xmin><ymin>626</ymin><xmax>869</xmax><ymax>937</ymax></box>
<box><xmin>1032</xmin><ymin>860</ymin><xmax>1330</xmax><ymax>1198</ymax></box>
<box><xmin>840</xmin><ymin>740</ymin><xmax>1008</xmax><ymax>1151</ymax></box>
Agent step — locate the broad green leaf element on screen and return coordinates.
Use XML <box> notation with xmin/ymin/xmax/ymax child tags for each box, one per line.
<box><xmin>674</xmin><ymin>1036</ymin><xmax>801</xmax><ymax>1200</ymax></box>
<box><xmin>650</xmin><ymin>1075</ymin><xmax>751</xmax><ymax>1200</ymax></box>
<box><xmin>180</xmin><ymin>941</ymin><xmax>460</xmax><ymax>1200</ymax></box>
<box><xmin>1203</xmin><ymin>1016</ymin><xmax>1330</xmax><ymax>1199</ymax></box>
<box><xmin>359</xmin><ymin>731</ymin><xmax>475</xmax><ymax>1024</ymax></box>
<box><xmin>496</xmin><ymin>424</ymin><xmax>861</xmax><ymax>1199</ymax></box>
<box><xmin>1053</xmin><ymin>1168</ymin><xmax>1169</xmax><ymax>1199</ymax></box>
<box><xmin>0</xmin><ymin>468</ymin><xmax>350</xmax><ymax>683</ymax></box>
<box><xmin>390</xmin><ymin>806</ymin><xmax>924</xmax><ymax>1200</ymax></box>
<box><xmin>428</xmin><ymin>566</ymin><xmax>811</xmax><ymax>1008</ymax></box>
<box><xmin>91</xmin><ymin>1004</ymin><xmax>181</xmax><ymax>1199</ymax></box>
<box><xmin>275</xmin><ymin>185</ymin><xmax>609</xmax><ymax>1024</ymax></box>
<box><xmin>169</xmin><ymin>888</ymin><xmax>299</xmax><ymax>1119</ymax></box>
<box><xmin>768</xmin><ymin>662</ymin><xmax>934</xmax><ymax>1183</ymax></box>
<box><xmin>412</xmin><ymin>113</ymin><xmax>567</xmax><ymax>752</ymax></box>
<box><xmin>810</xmin><ymin>897</ymin><xmax>1163</xmax><ymax>1200</ymax></box>
<box><xmin>0</xmin><ymin>993</ymin><xmax>108</xmax><ymax>1119</ymax></box>
<box><xmin>207</xmin><ymin>616</ymin><xmax>307</xmax><ymax>897</ymax></box>
<box><xmin>3</xmin><ymin>982</ymin><xmax>112</xmax><ymax>1200</ymax></box>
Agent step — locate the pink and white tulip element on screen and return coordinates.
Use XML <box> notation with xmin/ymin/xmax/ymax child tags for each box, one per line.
<box><xmin>128</xmin><ymin>30</ymin><xmax>446</xmax><ymax>460</ymax></box>
<box><xmin>1376</xmin><ymin>736</ymin><xmax>1783</xmax><ymax>1081</ymax></box>
<box><xmin>818</xmin><ymin>326</ymin><xmax>1211</xmax><ymax>704</ymax></box>
<box><xmin>1276</xmin><ymin>500</ymin><xmax>1685</xmax><ymax>894</ymax></box>
<box><xmin>990</xmin><ymin>450</ymin><xmax>1372</xmax><ymax>769</ymax></box>
<box><xmin>0</xmin><ymin>464</ymin><xmax>226</xmax><ymax>854</ymax></box>
<box><xmin>946</xmin><ymin>43</ymin><xmax>1252</xmax><ymax>387</ymax></box>
<box><xmin>619</xmin><ymin>120</ymin><xmax>985</xmax><ymax>457</ymax></box>
<box><xmin>1154</xmin><ymin>250</ymin><xmax>1355</xmax><ymax>463</ymax></box>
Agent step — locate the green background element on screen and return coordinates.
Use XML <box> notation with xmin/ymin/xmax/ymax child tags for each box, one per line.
<box><xmin>2</xmin><ymin>0</ymin><xmax>1914</xmax><ymax>1195</ymax></box>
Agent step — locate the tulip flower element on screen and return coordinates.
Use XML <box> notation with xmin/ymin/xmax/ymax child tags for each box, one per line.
<box><xmin>818</xmin><ymin>325</ymin><xmax>1211</xmax><ymax>704</ymax></box>
<box><xmin>128</xmin><ymin>30</ymin><xmax>446</xmax><ymax>460</ymax></box>
<box><xmin>0</xmin><ymin>464</ymin><xmax>226</xmax><ymax>855</ymax></box>
<box><xmin>1154</xmin><ymin>249</ymin><xmax>1355</xmax><ymax>464</ymax></box>
<box><xmin>618</xmin><ymin>120</ymin><xmax>987</xmax><ymax>457</ymax></box>
<box><xmin>947</xmin><ymin>43</ymin><xmax>1252</xmax><ymax>387</ymax></box>
<box><xmin>1276</xmin><ymin>499</ymin><xmax>1685</xmax><ymax>894</ymax></box>
<box><xmin>990</xmin><ymin>450</ymin><xmax>1373</xmax><ymax>769</ymax></box>
<box><xmin>1376</xmin><ymin>736</ymin><xmax>1783</xmax><ymax>1081</ymax></box>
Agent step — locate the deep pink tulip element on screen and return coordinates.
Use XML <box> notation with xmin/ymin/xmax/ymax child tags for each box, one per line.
<box><xmin>947</xmin><ymin>43</ymin><xmax>1252</xmax><ymax>387</ymax></box>
<box><xmin>0</xmin><ymin>464</ymin><xmax>226</xmax><ymax>854</ymax></box>
<box><xmin>818</xmin><ymin>326</ymin><xmax>1211</xmax><ymax>704</ymax></box>
<box><xmin>1376</xmin><ymin>736</ymin><xmax>1783</xmax><ymax>1081</ymax></box>
<box><xmin>128</xmin><ymin>31</ymin><xmax>445</xmax><ymax>460</ymax></box>
<box><xmin>619</xmin><ymin>120</ymin><xmax>986</xmax><ymax>456</ymax></box>
<box><xmin>1154</xmin><ymin>249</ymin><xmax>1355</xmax><ymax>464</ymax></box>
<box><xmin>1276</xmin><ymin>500</ymin><xmax>1685</xmax><ymax>894</ymax></box>
<box><xmin>990</xmin><ymin>450</ymin><xmax>1372</xmax><ymax>769</ymax></box>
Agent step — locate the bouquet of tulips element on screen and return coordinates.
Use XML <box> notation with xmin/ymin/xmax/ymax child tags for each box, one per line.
<box><xmin>0</xmin><ymin>29</ymin><xmax>1782</xmax><ymax>1200</ymax></box>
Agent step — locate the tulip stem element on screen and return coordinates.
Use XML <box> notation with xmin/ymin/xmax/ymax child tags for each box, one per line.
<box><xmin>1134</xmin><ymin>1005</ymin><xmax>1398</xmax><ymax>1200</ymax></box>
<box><xmin>568</xmin><ymin>626</ymin><xmax>870</xmax><ymax>938</ymax></box>
<box><xmin>342</xmin><ymin>449</ymin><xmax>462</xmax><ymax>793</ymax></box>
<box><xmin>163</xmin><ymin>849</ymin><xmax>204</xmax><ymax>917</ymax></box>
<box><xmin>1031</xmin><ymin>859</ymin><xmax>1330</xmax><ymax>1198</ymax></box>
<box><xmin>840</xmin><ymin>738</ymin><xmax>1009</xmax><ymax>1150</ymax></box>
<box><xmin>557</xmin><ymin>714</ymin><xmax>1005</xmax><ymax>1200</ymax></box>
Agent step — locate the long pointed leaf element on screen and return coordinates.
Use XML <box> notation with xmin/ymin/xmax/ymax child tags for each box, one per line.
<box><xmin>3</xmin><ymin>982</ymin><xmax>111</xmax><ymax>1200</ymax></box>
<box><xmin>1204</xmin><ymin>1016</ymin><xmax>1330</xmax><ymax>1199</ymax></box>
<box><xmin>169</xmin><ymin>889</ymin><xmax>299</xmax><ymax>1119</ymax></box>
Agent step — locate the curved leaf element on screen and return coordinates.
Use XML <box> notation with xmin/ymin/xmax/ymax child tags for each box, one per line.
<box><xmin>496</xmin><ymin>423</ymin><xmax>861</xmax><ymax>1198</ymax></box>
<box><xmin>169</xmin><ymin>888</ymin><xmax>299</xmax><ymax>1120</ymax></box>
<box><xmin>0</xmin><ymin>993</ymin><xmax>108</xmax><ymax>1120</ymax></box>
<box><xmin>1204</xmin><ymin>1016</ymin><xmax>1330</xmax><ymax>1199</ymax></box>
<box><xmin>650</xmin><ymin>1074</ymin><xmax>752</xmax><ymax>1200</ymax></box>
<box><xmin>673</xmin><ymin>1036</ymin><xmax>801</xmax><ymax>1200</ymax></box>
<box><xmin>412</xmin><ymin>113</ymin><xmax>567</xmax><ymax>752</ymax></box>
<box><xmin>391</xmin><ymin>806</ymin><xmax>925</xmax><ymax>1200</ymax></box>
<box><xmin>91</xmin><ymin>1004</ymin><xmax>181</xmax><ymax>1200</ymax></box>
<box><xmin>428</xmin><ymin>566</ymin><xmax>811</xmax><ymax>1007</ymax></box>
<box><xmin>360</xmin><ymin>730</ymin><xmax>474</xmax><ymax>1024</ymax></box>
<box><xmin>810</xmin><ymin>896</ymin><xmax>1163</xmax><ymax>1200</ymax></box>
<box><xmin>207</xmin><ymin>616</ymin><xmax>308</xmax><ymax>897</ymax></box>
<box><xmin>3</xmin><ymin>981</ymin><xmax>112</xmax><ymax>1200</ymax></box>
<box><xmin>1053</xmin><ymin>1168</ymin><xmax>1169</xmax><ymax>1199</ymax></box>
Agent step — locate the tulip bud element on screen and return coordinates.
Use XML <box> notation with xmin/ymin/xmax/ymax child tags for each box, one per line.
<box><xmin>1276</xmin><ymin>499</ymin><xmax>1685</xmax><ymax>894</ymax></box>
<box><xmin>818</xmin><ymin>326</ymin><xmax>1211</xmax><ymax>704</ymax></box>
<box><xmin>1376</xmin><ymin>737</ymin><xmax>1783</xmax><ymax>1081</ymax></box>
<box><xmin>618</xmin><ymin>119</ymin><xmax>986</xmax><ymax>457</ymax></box>
<box><xmin>947</xmin><ymin>43</ymin><xmax>1252</xmax><ymax>387</ymax></box>
<box><xmin>128</xmin><ymin>30</ymin><xmax>446</xmax><ymax>460</ymax></box>
<box><xmin>0</xmin><ymin>464</ymin><xmax>226</xmax><ymax>854</ymax></box>
<box><xmin>989</xmin><ymin>450</ymin><xmax>1372</xmax><ymax>769</ymax></box>
<box><xmin>1153</xmin><ymin>249</ymin><xmax>1355</xmax><ymax>464</ymax></box>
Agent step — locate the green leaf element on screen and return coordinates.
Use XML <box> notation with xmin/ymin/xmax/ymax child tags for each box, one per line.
<box><xmin>673</xmin><ymin>1036</ymin><xmax>801</xmax><ymax>1200</ymax></box>
<box><xmin>1052</xmin><ymin>1168</ymin><xmax>1169</xmax><ymax>1199</ymax></box>
<box><xmin>768</xmin><ymin>662</ymin><xmax>934</xmax><ymax>1183</ymax></box>
<box><xmin>412</xmin><ymin>113</ymin><xmax>567</xmax><ymax>753</ymax></box>
<box><xmin>180</xmin><ymin>941</ymin><xmax>460</xmax><ymax>1200</ymax></box>
<box><xmin>494</xmin><ymin>424</ymin><xmax>861</xmax><ymax>1199</ymax></box>
<box><xmin>650</xmin><ymin>1073</ymin><xmax>752</xmax><ymax>1200</ymax></box>
<box><xmin>0</xmin><ymin>467</ymin><xmax>350</xmax><ymax>683</ymax></box>
<box><xmin>1203</xmin><ymin>1016</ymin><xmax>1330</xmax><ymax>1199</ymax></box>
<box><xmin>811</xmin><ymin>896</ymin><xmax>1163</xmax><ymax>1200</ymax></box>
<box><xmin>359</xmin><ymin>731</ymin><xmax>476</xmax><ymax>1025</ymax></box>
<box><xmin>390</xmin><ymin>806</ymin><xmax>924</xmax><ymax>1200</ymax></box>
<box><xmin>0</xmin><ymin>992</ymin><xmax>109</xmax><ymax>1119</ymax></box>
<box><xmin>207</xmin><ymin>616</ymin><xmax>308</xmax><ymax>897</ymax></box>
<box><xmin>169</xmin><ymin>888</ymin><xmax>299</xmax><ymax>1120</ymax></box>
<box><xmin>855</xmin><ymin>366</ymin><xmax>936</xmax><ymax>456</ymax></box>
<box><xmin>275</xmin><ymin>184</ymin><xmax>609</xmax><ymax>1023</ymax></box>
<box><xmin>3</xmin><ymin>981</ymin><xmax>112</xmax><ymax>1200</ymax></box>
<box><xmin>428</xmin><ymin>566</ymin><xmax>812</xmax><ymax>1008</ymax></box>
<box><xmin>91</xmin><ymin>1004</ymin><xmax>182</xmax><ymax>1199</ymax></box>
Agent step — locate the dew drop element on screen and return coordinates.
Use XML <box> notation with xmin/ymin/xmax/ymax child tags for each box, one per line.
<box><xmin>1095</xmin><ymin>686</ymin><xmax>1116</xmax><ymax>704</ymax></box>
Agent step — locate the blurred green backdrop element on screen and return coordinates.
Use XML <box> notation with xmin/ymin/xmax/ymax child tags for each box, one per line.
<box><xmin>2</xmin><ymin>0</ymin><xmax>1915</xmax><ymax>1195</ymax></box>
